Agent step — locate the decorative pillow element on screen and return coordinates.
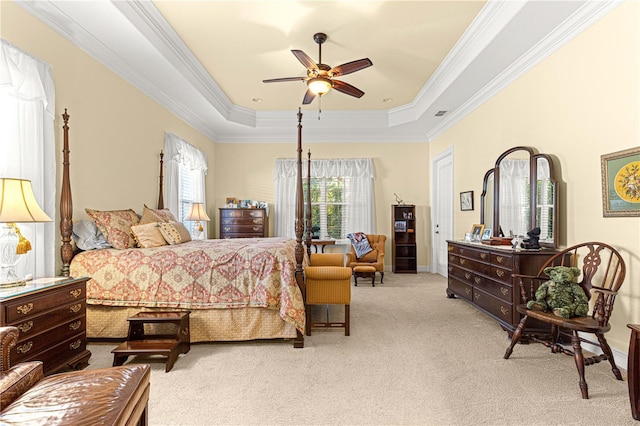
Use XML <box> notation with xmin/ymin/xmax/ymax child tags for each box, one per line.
<box><xmin>85</xmin><ymin>208</ymin><xmax>140</xmax><ymax>250</ymax></box>
<box><xmin>143</xmin><ymin>204</ymin><xmax>177</xmax><ymax>222</ymax></box>
<box><xmin>139</xmin><ymin>206</ymin><xmax>167</xmax><ymax>225</ymax></box>
<box><xmin>131</xmin><ymin>222</ymin><xmax>168</xmax><ymax>248</ymax></box>
<box><xmin>158</xmin><ymin>221</ymin><xmax>192</xmax><ymax>245</ymax></box>
<box><xmin>72</xmin><ymin>220</ymin><xmax>111</xmax><ymax>250</ymax></box>
<box><xmin>347</xmin><ymin>232</ymin><xmax>373</xmax><ymax>258</ymax></box>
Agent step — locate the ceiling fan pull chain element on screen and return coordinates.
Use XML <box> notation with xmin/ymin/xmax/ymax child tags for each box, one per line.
<box><xmin>318</xmin><ymin>97</ymin><xmax>322</xmax><ymax>120</ymax></box>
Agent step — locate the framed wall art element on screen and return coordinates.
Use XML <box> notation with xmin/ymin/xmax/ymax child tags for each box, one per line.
<box><xmin>460</xmin><ymin>191</ymin><xmax>474</xmax><ymax>211</ymax></box>
<box><xmin>601</xmin><ymin>147</ymin><xmax>640</xmax><ymax>217</ymax></box>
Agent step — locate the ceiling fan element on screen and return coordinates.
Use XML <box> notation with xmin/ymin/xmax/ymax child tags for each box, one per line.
<box><xmin>263</xmin><ymin>32</ymin><xmax>373</xmax><ymax>105</ymax></box>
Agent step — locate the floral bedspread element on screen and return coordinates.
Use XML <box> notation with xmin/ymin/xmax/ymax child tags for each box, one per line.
<box><xmin>70</xmin><ymin>237</ymin><xmax>305</xmax><ymax>332</ymax></box>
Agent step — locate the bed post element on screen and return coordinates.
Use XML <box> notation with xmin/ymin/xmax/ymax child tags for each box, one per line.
<box><xmin>294</xmin><ymin>108</ymin><xmax>305</xmax><ymax>349</ymax></box>
<box><xmin>158</xmin><ymin>150</ymin><xmax>165</xmax><ymax>209</ymax></box>
<box><xmin>60</xmin><ymin>109</ymin><xmax>73</xmax><ymax>277</ymax></box>
<box><xmin>305</xmin><ymin>149</ymin><xmax>312</xmax><ymax>259</ymax></box>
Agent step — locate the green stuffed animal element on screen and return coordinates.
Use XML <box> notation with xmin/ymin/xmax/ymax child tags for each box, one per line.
<box><xmin>526</xmin><ymin>266</ymin><xmax>589</xmax><ymax>319</ymax></box>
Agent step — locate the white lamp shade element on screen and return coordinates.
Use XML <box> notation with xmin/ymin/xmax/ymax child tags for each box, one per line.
<box><xmin>307</xmin><ymin>77</ymin><xmax>332</xmax><ymax>96</ymax></box>
<box><xmin>185</xmin><ymin>203</ymin><xmax>210</xmax><ymax>222</ymax></box>
<box><xmin>0</xmin><ymin>178</ymin><xmax>51</xmax><ymax>223</ymax></box>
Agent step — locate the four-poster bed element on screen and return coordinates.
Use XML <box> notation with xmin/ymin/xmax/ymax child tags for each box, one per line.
<box><xmin>59</xmin><ymin>109</ymin><xmax>309</xmax><ymax>348</ymax></box>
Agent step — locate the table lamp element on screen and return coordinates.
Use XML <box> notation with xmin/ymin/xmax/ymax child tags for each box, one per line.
<box><xmin>0</xmin><ymin>178</ymin><xmax>52</xmax><ymax>288</ymax></box>
<box><xmin>185</xmin><ymin>202</ymin><xmax>210</xmax><ymax>240</ymax></box>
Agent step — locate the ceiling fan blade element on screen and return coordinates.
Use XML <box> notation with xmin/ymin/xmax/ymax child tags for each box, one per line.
<box><xmin>302</xmin><ymin>89</ymin><xmax>316</xmax><ymax>105</ymax></box>
<box><xmin>330</xmin><ymin>58</ymin><xmax>373</xmax><ymax>77</ymax></box>
<box><xmin>263</xmin><ymin>77</ymin><xmax>306</xmax><ymax>83</ymax></box>
<box><xmin>332</xmin><ymin>80</ymin><xmax>365</xmax><ymax>98</ymax></box>
<box><xmin>292</xmin><ymin>50</ymin><xmax>318</xmax><ymax>70</ymax></box>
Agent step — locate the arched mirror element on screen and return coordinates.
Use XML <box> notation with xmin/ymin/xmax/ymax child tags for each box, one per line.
<box><xmin>480</xmin><ymin>146</ymin><xmax>558</xmax><ymax>248</ymax></box>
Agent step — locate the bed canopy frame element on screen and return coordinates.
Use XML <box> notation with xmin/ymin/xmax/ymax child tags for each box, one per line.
<box><xmin>59</xmin><ymin>108</ymin><xmax>311</xmax><ymax>348</ymax></box>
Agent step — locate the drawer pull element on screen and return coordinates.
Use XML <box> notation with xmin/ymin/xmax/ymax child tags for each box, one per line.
<box><xmin>253</xmin><ymin>219</ymin><xmax>260</xmax><ymax>224</ymax></box>
<box><xmin>69</xmin><ymin>320</ymin><xmax>82</xmax><ymax>331</ymax></box>
<box><xmin>501</xmin><ymin>287</ymin><xmax>509</xmax><ymax>296</ymax></box>
<box><xmin>480</xmin><ymin>253</ymin><xmax>487</xmax><ymax>260</ymax></box>
<box><xmin>474</xmin><ymin>293</ymin><xmax>480</xmax><ymax>300</ymax></box>
<box><xmin>252</xmin><ymin>227</ymin><xmax>260</xmax><ymax>231</ymax></box>
<box><xmin>16</xmin><ymin>303</ymin><xmax>33</xmax><ymax>315</ymax></box>
<box><xmin>224</xmin><ymin>227</ymin><xmax>231</xmax><ymax>232</ymax></box>
<box><xmin>464</xmin><ymin>272</ymin><xmax>471</xmax><ymax>280</ymax></box>
<box><xmin>70</xmin><ymin>303</ymin><xmax>82</xmax><ymax>314</ymax></box>
<box><xmin>495</xmin><ymin>270</ymin><xmax>505</xmax><ymax>278</ymax></box>
<box><xmin>496</xmin><ymin>256</ymin><xmax>504</xmax><ymax>264</ymax></box>
<box><xmin>460</xmin><ymin>248</ymin><xmax>465</xmax><ymax>254</ymax></box>
<box><xmin>17</xmin><ymin>341</ymin><xmax>33</xmax><ymax>354</ymax></box>
<box><xmin>250</xmin><ymin>212</ymin><xmax>260</xmax><ymax>217</ymax></box>
<box><xmin>17</xmin><ymin>321</ymin><xmax>34</xmax><ymax>333</ymax></box>
<box><xmin>500</xmin><ymin>306</ymin><xmax>509</xmax><ymax>316</ymax></box>
<box><xmin>70</xmin><ymin>288</ymin><xmax>82</xmax><ymax>298</ymax></box>
<box><xmin>465</xmin><ymin>288</ymin><xmax>471</xmax><ymax>295</ymax></box>
<box><xmin>474</xmin><ymin>277</ymin><xmax>481</xmax><ymax>285</ymax></box>
<box><xmin>69</xmin><ymin>340</ymin><xmax>81</xmax><ymax>350</ymax></box>
<box><xmin>223</xmin><ymin>219</ymin><xmax>231</xmax><ymax>224</ymax></box>
<box><xmin>460</xmin><ymin>259</ymin><xmax>466</xmax><ymax>265</ymax></box>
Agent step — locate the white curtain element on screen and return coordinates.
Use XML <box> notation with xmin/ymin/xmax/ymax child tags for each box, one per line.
<box><xmin>499</xmin><ymin>158</ymin><xmax>530</xmax><ymax>237</ymax></box>
<box><xmin>164</xmin><ymin>133</ymin><xmax>208</xmax><ymax>234</ymax></box>
<box><xmin>0</xmin><ymin>39</ymin><xmax>55</xmax><ymax>278</ymax></box>
<box><xmin>273</xmin><ymin>158</ymin><xmax>375</xmax><ymax>238</ymax></box>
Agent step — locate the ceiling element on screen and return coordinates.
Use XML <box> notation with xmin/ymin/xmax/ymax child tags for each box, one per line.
<box><xmin>16</xmin><ymin>1</ymin><xmax>620</xmax><ymax>143</ymax></box>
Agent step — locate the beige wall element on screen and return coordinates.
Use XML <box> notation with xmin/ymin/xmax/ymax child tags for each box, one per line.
<box><xmin>429</xmin><ymin>2</ymin><xmax>640</xmax><ymax>353</ymax></box>
<box><xmin>214</xmin><ymin>142</ymin><xmax>430</xmax><ymax>268</ymax></box>
<box><xmin>1</xmin><ymin>2</ymin><xmax>216</xmax><ymax>271</ymax></box>
<box><xmin>3</xmin><ymin>1</ymin><xmax>638</xmax><ymax>353</ymax></box>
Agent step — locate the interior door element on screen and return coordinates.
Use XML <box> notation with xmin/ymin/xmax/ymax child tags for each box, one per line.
<box><xmin>431</xmin><ymin>148</ymin><xmax>454</xmax><ymax>277</ymax></box>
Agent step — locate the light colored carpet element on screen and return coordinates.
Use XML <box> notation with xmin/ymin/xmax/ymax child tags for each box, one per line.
<box><xmin>87</xmin><ymin>272</ymin><xmax>635</xmax><ymax>425</ymax></box>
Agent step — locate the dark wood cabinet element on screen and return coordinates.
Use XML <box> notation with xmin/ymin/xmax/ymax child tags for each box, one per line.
<box><xmin>392</xmin><ymin>204</ymin><xmax>417</xmax><ymax>273</ymax></box>
<box><xmin>0</xmin><ymin>276</ymin><xmax>91</xmax><ymax>375</ymax></box>
<box><xmin>219</xmin><ymin>208</ymin><xmax>268</xmax><ymax>238</ymax></box>
<box><xmin>446</xmin><ymin>241</ymin><xmax>557</xmax><ymax>334</ymax></box>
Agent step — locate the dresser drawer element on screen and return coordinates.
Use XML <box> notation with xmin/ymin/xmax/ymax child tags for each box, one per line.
<box><xmin>489</xmin><ymin>265</ymin><xmax>513</xmax><ymax>284</ymax></box>
<box><xmin>220</xmin><ymin>209</ymin><xmax>244</xmax><ymax>218</ymax></box>
<box><xmin>448</xmin><ymin>277</ymin><xmax>473</xmax><ymax>301</ymax></box>
<box><xmin>473</xmin><ymin>275</ymin><xmax>512</xmax><ymax>302</ymax></box>
<box><xmin>36</xmin><ymin>333</ymin><xmax>87</xmax><ymax>376</ymax></box>
<box><xmin>491</xmin><ymin>253</ymin><xmax>513</xmax><ymax>269</ymax></box>
<box><xmin>457</xmin><ymin>257</ymin><xmax>490</xmax><ymax>275</ymax></box>
<box><xmin>472</xmin><ymin>287</ymin><xmax>513</xmax><ymax>324</ymax></box>
<box><xmin>3</xmin><ymin>282</ymin><xmax>85</xmax><ymax>323</ymax></box>
<box><xmin>221</xmin><ymin>224</ymin><xmax>265</xmax><ymax>234</ymax></box>
<box><xmin>221</xmin><ymin>233</ymin><xmax>264</xmax><ymax>239</ymax></box>
<box><xmin>10</xmin><ymin>301</ymin><xmax>85</xmax><ymax>340</ymax></box>
<box><xmin>244</xmin><ymin>209</ymin><xmax>265</xmax><ymax>219</ymax></box>
<box><xmin>221</xmin><ymin>217</ymin><xmax>264</xmax><ymax>226</ymax></box>
<box><xmin>458</xmin><ymin>246</ymin><xmax>490</xmax><ymax>262</ymax></box>
<box><xmin>10</xmin><ymin>316</ymin><xmax>86</xmax><ymax>363</ymax></box>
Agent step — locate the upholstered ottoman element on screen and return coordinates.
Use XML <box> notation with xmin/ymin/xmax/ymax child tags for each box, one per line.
<box><xmin>353</xmin><ymin>265</ymin><xmax>377</xmax><ymax>286</ymax></box>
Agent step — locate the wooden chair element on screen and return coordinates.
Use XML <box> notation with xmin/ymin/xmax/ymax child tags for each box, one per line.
<box><xmin>305</xmin><ymin>253</ymin><xmax>352</xmax><ymax>336</ymax></box>
<box><xmin>504</xmin><ymin>242</ymin><xmax>626</xmax><ymax>399</ymax></box>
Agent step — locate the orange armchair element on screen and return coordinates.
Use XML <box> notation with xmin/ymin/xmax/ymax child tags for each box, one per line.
<box><xmin>346</xmin><ymin>234</ymin><xmax>386</xmax><ymax>284</ymax></box>
<box><xmin>305</xmin><ymin>253</ymin><xmax>352</xmax><ymax>336</ymax></box>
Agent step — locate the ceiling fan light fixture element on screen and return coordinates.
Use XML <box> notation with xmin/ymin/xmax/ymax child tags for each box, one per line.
<box><xmin>308</xmin><ymin>77</ymin><xmax>332</xmax><ymax>96</ymax></box>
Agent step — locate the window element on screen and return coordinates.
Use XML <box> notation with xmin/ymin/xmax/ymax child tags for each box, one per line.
<box><xmin>164</xmin><ymin>133</ymin><xmax>208</xmax><ymax>238</ymax></box>
<box><xmin>274</xmin><ymin>158</ymin><xmax>375</xmax><ymax>238</ymax></box>
<box><xmin>305</xmin><ymin>177</ymin><xmax>346</xmax><ymax>239</ymax></box>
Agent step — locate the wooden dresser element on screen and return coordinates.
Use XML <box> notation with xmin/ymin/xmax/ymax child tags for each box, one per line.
<box><xmin>446</xmin><ymin>241</ymin><xmax>557</xmax><ymax>334</ymax></box>
<box><xmin>219</xmin><ymin>208</ymin><xmax>268</xmax><ymax>238</ymax></box>
<box><xmin>0</xmin><ymin>276</ymin><xmax>91</xmax><ymax>375</ymax></box>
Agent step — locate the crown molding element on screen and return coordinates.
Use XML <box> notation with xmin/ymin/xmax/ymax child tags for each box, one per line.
<box><xmin>15</xmin><ymin>0</ymin><xmax>621</xmax><ymax>144</ymax></box>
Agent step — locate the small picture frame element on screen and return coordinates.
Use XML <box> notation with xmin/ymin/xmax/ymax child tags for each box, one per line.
<box><xmin>460</xmin><ymin>191</ymin><xmax>474</xmax><ymax>211</ymax></box>
<box><xmin>470</xmin><ymin>224</ymin><xmax>485</xmax><ymax>239</ymax></box>
<box><xmin>225</xmin><ymin>197</ymin><xmax>237</xmax><ymax>205</ymax></box>
<box><xmin>481</xmin><ymin>228</ymin><xmax>492</xmax><ymax>240</ymax></box>
<box><xmin>394</xmin><ymin>220</ymin><xmax>407</xmax><ymax>232</ymax></box>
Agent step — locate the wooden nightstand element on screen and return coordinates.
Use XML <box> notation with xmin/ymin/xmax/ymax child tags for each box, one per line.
<box><xmin>0</xmin><ymin>276</ymin><xmax>91</xmax><ymax>375</ymax></box>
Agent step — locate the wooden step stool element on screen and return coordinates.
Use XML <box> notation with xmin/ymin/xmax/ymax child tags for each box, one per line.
<box><xmin>112</xmin><ymin>311</ymin><xmax>190</xmax><ymax>372</ymax></box>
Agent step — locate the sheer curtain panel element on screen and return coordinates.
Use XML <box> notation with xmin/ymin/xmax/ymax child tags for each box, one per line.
<box><xmin>274</xmin><ymin>158</ymin><xmax>375</xmax><ymax>238</ymax></box>
<box><xmin>0</xmin><ymin>39</ymin><xmax>55</xmax><ymax>278</ymax></box>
